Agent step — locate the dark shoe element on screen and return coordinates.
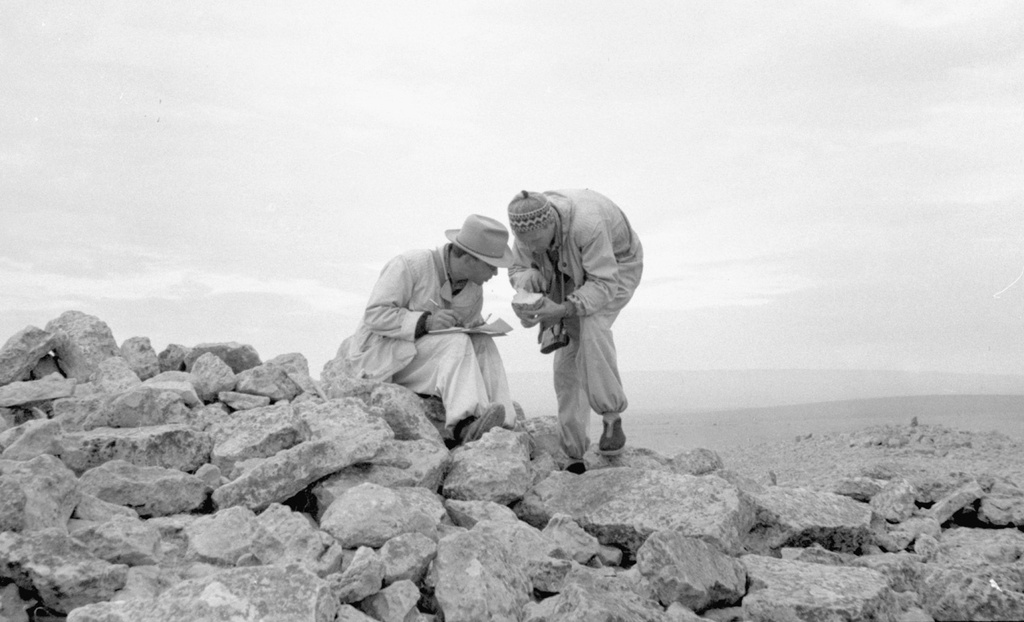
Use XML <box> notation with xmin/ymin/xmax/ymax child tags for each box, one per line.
<box><xmin>566</xmin><ymin>461</ymin><xmax>587</xmax><ymax>475</ymax></box>
<box><xmin>598</xmin><ymin>417</ymin><xmax>625</xmax><ymax>455</ymax></box>
<box><xmin>459</xmin><ymin>403</ymin><xmax>505</xmax><ymax>444</ymax></box>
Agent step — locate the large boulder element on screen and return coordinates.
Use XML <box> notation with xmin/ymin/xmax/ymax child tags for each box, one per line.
<box><xmin>78</xmin><ymin>460</ymin><xmax>209</xmax><ymax>517</ymax></box>
<box><xmin>119</xmin><ymin>336</ymin><xmax>160</xmax><ymax>381</ymax></box>
<box><xmin>0</xmin><ymin>528</ymin><xmax>128</xmax><ymax>614</ymax></box>
<box><xmin>367</xmin><ymin>383</ymin><xmax>445</xmax><ymax>445</ymax></box>
<box><xmin>0</xmin><ymin>454</ymin><xmax>79</xmax><ymax>532</ymax></box>
<box><xmin>521</xmin><ymin>565</ymin><xmax>678</xmax><ymax>622</ymax></box>
<box><xmin>89</xmin><ymin>356</ymin><xmax>141</xmax><ymax>395</ymax></box>
<box><xmin>66</xmin><ymin>564</ymin><xmax>339</xmax><ymax>622</ymax></box>
<box><xmin>44</xmin><ymin>311</ymin><xmax>121</xmax><ymax>382</ymax></box>
<box><xmin>235</xmin><ymin>363</ymin><xmax>303</xmax><ymax>402</ymax></box>
<box><xmin>60</xmin><ymin>424</ymin><xmax>213</xmax><ymax>475</ymax></box>
<box><xmin>206</xmin><ymin>402</ymin><xmax>310</xmax><ymax>475</ymax></box>
<box><xmin>184</xmin><ymin>342</ymin><xmax>261</xmax><ymax>373</ymax></box>
<box><xmin>189</xmin><ymin>351</ymin><xmax>236</xmax><ymax>403</ymax></box>
<box><xmin>312</xmin><ymin>438</ymin><xmax>450</xmax><ymax>515</ymax></box>
<box><xmin>320</xmin><ymin>482</ymin><xmax>447</xmax><ymax>548</ymax></box>
<box><xmin>517</xmin><ymin>468</ymin><xmax>755</xmax><ymax>556</ymax></box>
<box><xmin>636</xmin><ymin>530</ymin><xmax>746</xmax><ymax>611</ymax></box>
<box><xmin>427</xmin><ymin>524</ymin><xmax>533</xmax><ymax>622</ymax></box>
<box><xmin>741</xmin><ymin>555</ymin><xmax>899</xmax><ymax>622</ymax></box>
<box><xmin>211</xmin><ymin>411</ymin><xmax>392</xmax><ymax>511</ymax></box>
<box><xmin>0</xmin><ymin>373</ymin><xmax>77</xmax><ymax>408</ymax></box>
<box><xmin>83</xmin><ymin>385</ymin><xmax>190</xmax><ymax>429</ymax></box>
<box><xmin>70</xmin><ymin>514</ymin><xmax>163</xmax><ymax>566</ymax></box>
<box><xmin>745</xmin><ymin>486</ymin><xmax>874</xmax><ymax>554</ymax></box>
<box><xmin>443</xmin><ymin>427</ymin><xmax>532</xmax><ymax>504</ymax></box>
<box><xmin>0</xmin><ymin>326</ymin><xmax>58</xmax><ymax>386</ymax></box>
<box><xmin>249</xmin><ymin>503</ymin><xmax>344</xmax><ymax>576</ymax></box>
<box><xmin>184</xmin><ymin>505</ymin><xmax>262</xmax><ymax>565</ymax></box>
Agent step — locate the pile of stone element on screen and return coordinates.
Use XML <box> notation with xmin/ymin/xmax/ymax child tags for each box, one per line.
<box><xmin>1</xmin><ymin>310</ymin><xmax>1023</xmax><ymax>621</ymax></box>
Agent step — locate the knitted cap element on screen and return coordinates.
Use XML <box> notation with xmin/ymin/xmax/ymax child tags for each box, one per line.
<box><xmin>507</xmin><ymin>190</ymin><xmax>555</xmax><ymax>233</ymax></box>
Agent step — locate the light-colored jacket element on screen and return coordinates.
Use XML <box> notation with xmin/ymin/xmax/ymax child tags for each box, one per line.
<box><xmin>337</xmin><ymin>246</ymin><xmax>483</xmax><ymax>381</ymax></box>
<box><xmin>509</xmin><ymin>189</ymin><xmax>643</xmax><ymax>316</ymax></box>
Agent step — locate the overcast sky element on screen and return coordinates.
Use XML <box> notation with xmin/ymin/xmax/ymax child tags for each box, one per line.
<box><xmin>2</xmin><ymin>1</ymin><xmax>1023</xmax><ymax>379</ymax></box>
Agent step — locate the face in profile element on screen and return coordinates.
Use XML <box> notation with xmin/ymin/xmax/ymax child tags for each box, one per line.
<box><xmin>516</xmin><ymin>224</ymin><xmax>556</xmax><ymax>255</ymax></box>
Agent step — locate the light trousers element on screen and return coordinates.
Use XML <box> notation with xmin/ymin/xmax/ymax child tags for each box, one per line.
<box><xmin>391</xmin><ymin>333</ymin><xmax>515</xmax><ymax>429</ymax></box>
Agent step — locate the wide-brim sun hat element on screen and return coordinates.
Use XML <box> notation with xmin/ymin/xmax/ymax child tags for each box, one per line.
<box><xmin>445</xmin><ymin>214</ymin><xmax>514</xmax><ymax>268</ymax></box>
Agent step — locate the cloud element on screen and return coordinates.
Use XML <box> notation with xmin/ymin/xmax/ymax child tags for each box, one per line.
<box><xmin>0</xmin><ymin>257</ymin><xmax>365</xmax><ymax>316</ymax></box>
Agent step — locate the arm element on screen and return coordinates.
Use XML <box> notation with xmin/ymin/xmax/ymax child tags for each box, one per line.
<box><xmin>566</xmin><ymin>223</ymin><xmax>619</xmax><ymax>315</ymax></box>
<box><xmin>361</xmin><ymin>255</ymin><xmax>425</xmax><ymax>341</ymax></box>
<box><xmin>508</xmin><ymin>240</ymin><xmax>546</xmax><ymax>293</ymax></box>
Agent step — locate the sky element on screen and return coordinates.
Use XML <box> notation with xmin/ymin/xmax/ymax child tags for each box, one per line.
<box><xmin>2</xmin><ymin>1</ymin><xmax>1023</xmax><ymax>380</ymax></box>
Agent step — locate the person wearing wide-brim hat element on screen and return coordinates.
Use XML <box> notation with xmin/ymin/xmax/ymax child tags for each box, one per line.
<box><xmin>506</xmin><ymin>189</ymin><xmax>643</xmax><ymax>472</ymax></box>
<box><xmin>334</xmin><ymin>214</ymin><xmax>516</xmax><ymax>445</ymax></box>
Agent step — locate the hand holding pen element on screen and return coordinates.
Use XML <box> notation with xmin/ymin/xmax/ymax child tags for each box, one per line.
<box><xmin>425</xmin><ymin>298</ymin><xmax>460</xmax><ymax>331</ymax></box>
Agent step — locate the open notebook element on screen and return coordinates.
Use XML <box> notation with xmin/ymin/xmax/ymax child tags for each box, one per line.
<box><xmin>430</xmin><ymin>317</ymin><xmax>513</xmax><ymax>336</ymax></box>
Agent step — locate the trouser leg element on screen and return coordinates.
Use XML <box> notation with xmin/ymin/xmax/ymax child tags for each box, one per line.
<box><xmin>469</xmin><ymin>334</ymin><xmax>517</xmax><ymax>427</ymax></box>
<box><xmin>553</xmin><ymin>328</ymin><xmax>588</xmax><ymax>460</ymax></box>
<box><xmin>390</xmin><ymin>333</ymin><xmax>490</xmax><ymax>428</ymax></box>
<box><xmin>577</xmin><ymin>310</ymin><xmax>627</xmax><ymax>416</ymax></box>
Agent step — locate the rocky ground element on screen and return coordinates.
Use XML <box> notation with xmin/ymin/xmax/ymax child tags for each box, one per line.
<box><xmin>1</xmin><ymin>310</ymin><xmax>1023</xmax><ymax>622</ymax></box>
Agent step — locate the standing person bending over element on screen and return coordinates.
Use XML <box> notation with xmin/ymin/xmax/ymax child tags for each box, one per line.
<box><xmin>336</xmin><ymin>214</ymin><xmax>517</xmax><ymax>445</ymax></box>
<box><xmin>507</xmin><ymin>189</ymin><xmax>643</xmax><ymax>472</ymax></box>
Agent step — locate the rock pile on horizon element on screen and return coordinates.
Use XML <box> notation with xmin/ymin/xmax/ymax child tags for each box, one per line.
<box><xmin>1</xmin><ymin>310</ymin><xmax>1023</xmax><ymax>621</ymax></box>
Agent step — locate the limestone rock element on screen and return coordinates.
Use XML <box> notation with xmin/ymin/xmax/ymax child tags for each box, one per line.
<box><xmin>0</xmin><ymin>454</ymin><xmax>79</xmax><ymax>532</ymax></box>
<box><xmin>184</xmin><ymin>505</ymin><xmax>261</xmax><ymax>565</ymax></box>
<box><xmin>0</xmin><ymin>326</ymin><xmax>58</xmax><ymax>386</ymax></box>
<box><xmin>379</xmin><ymin>531</ymin><xmax>437</xmax><ymax>585</ymax></box>
<box><xmin>320</xmin><ymin>482</ymin><xmax>447</xmax><ymax>548</ymax></box>
<box><xmin>852</xmin><ymin>552</ymin><xmax>927</xmax><ymax>594</ymax></box>
<box><xmin>250</xmin><ymin>503</ymin><xmax>343</xmax><ymax>576</ymax></box>
<box><xmin>189</xmin><ymin>351</ymin><xmax>237</xmax><ymax>402</ymax></box>
<box><xmin>746</xmin><ymin>486</ymin><xmax>874</xmax><ymax>553</ymax></box>
<box><xmin>928</xmin><ymin>479</ymin><xmax>983</xmax><ymax>524</ymax></box>
<box><xmin>44</xmin><ymin>311</ymin><xmax>121</xmax><ymax>382</ymax></box>
<box><xmin>60</xmin><ymin>424</ymin><xmax>213</xmax><ymax>474</ymax></box>
<box><xmin>0</xmin><ymin>373</ymin><xmax>77</xmax><ymax>408</ymax></box>
<box><xmin>119</xmin><ymin>336</ymin><xmax>160</xmax><ymax>381</ymax></box>
<box><xmin>517</xmin><ymin>468</ymin><xmax>755</xmax><ymax>556</ymax></box>
<box><xmin>0</xmin><ymin>418</ymin><xmax>63</xmax><ymax>460</ymax></box>
<box><xmin>140</xmin><ymin>376</ymin><xmax>202</xmax><ymax>407</ymax></box>
<box><xmin>207</xmin><ymin>402</ymin><xmax>310</xmax><ymax>475</ymax></box>
<box><xmin>218</xmin><ymin>390</ymin><xmax>271</xmax><ymax>410</ymax></box>
<box><xmin>0</xmin><ymin>528</ymin><xmax>128</xmax><ymax>614</ymax></box>
<box><xmin>443</xmin><ymin>427</ymin><xmax>532</xmax><ymax>504</ymax></box>
<box><xmin>184</xmin><ymin>341</ymin><xmax>262</xmax><ymax>373</ymax></box>
<box><xmin>542</xmin><ymin>513</ymin><xmax>604</xmax><ymax>564</ymax></box>
<box><xmin>235</xmin><ymin>363</ymin><xmax>302</xmax><ymax>402</ymax></box>
<box><xmin>584</xmin><ymin>444</ymin><xmax>674</xmax><ymax>472</ymax></box>
<box><xmin>51</xmin><ymin>393</ymin><xmax>113</xmax><ymax>432</ymax></box>
<box><xmin>637</xmin><ymin>531</ymin><xmax>746</xmax><ymax>611</ymax></box>
<box><xmin>428</xmin><ymin>525</ymin><xmax>532</xmax><ymax>622</ymax></box>
<box><xmin>360</xmin><ymin>579</ymin><xmax>421</xmax><ymax>622</ymax></box>
<box><xmin>870</xmin><ymin>478</ymin><xmax>918</xmax><ymax>523</ymax></box>
<box><xmin>0</xmin><ymin>582</ymin><xmax>31</xmax><ymax>622</ymax></box>
<box><xmin>671</xmin><ymin>447</ymin><xmax>725</xmax><ymax>475</ymax></box>
<box><xmin>66</xmin><ymin>564</ymin><xmax>339</xmax><ymax>622</ymax></box>
<box><xmin>78</xmin><ymin>460</ymin><xmax>209</xmax><ymax>517</ymax></box>
<box><xmin>72</xmin><ymin>493</ymin><xmax>137</xmax><ymax>522</ymax></box>
<box><xmin>521</xmin><ymin>565</ymin><xmax>675</xmax><ymax>622</ymax></box>
<box><xmin>741</xmin><ymin>554</ymin><xmax>899</xmax><ymax>622</ymax></box>
<box><xmin>156</xmin><ymin>343</ymin><xmax>191</xmax><ymax>373</ymax></box>
<box><xmin>89</xmin><ymin>356</ymin><xmax>141</xmax><ymax>395</ymax></box>
<box><xmin>211</xmin><ymin>413</ymin><xmax>392</xmax><ymax>511</ymax></box>
<box><xmin>70</xmin><ymin>514</ymin><xmax>163</xmax><ymax>566</ymax></box>
<box><xmin>444</xmin><ymin>498</ymin><xmax>519</xmax><ymax>528</ymax></box>
<box><xmin>368</xmin><ymin>383</ymin><xmax>445</xmax><ymax>445</ymax></box>
<box><xmin>918</xmin><ymin>561</ymin><xmax>1024</xmax><ymax>621</ymax></box>
<box><xmin>265</xmin><ymin>352</ymin><xmax>318</xmax><ymax>394</ymax></box>
<box><xmin>313</xmin><ymin>438</ymin><xmax>450</xmax><ymax>514</ymax></box>
<box><xmin>833</xmin><ymin>476</ymin><xmax>888</xmax><ymax>502</ymax></box>
<box><xmin>329</xmin><ymin>546</ymin><xmax>384</xmax><ymax>604</ymax></box>
<box><xmin>84</xmin><ymin>385</ymin><xmax>190</xmax><ymax>429</ymax></box>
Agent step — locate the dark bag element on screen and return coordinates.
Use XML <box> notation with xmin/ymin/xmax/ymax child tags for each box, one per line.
<box><xmin>538</xmin><ymin>255</ymin><xmax>570</xmax><ymax>354</ymax></box>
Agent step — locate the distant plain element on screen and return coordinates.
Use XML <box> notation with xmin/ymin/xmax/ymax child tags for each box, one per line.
<box><xmin>507</xmin><ymin>369</ymin><xmax>1024</xmax><ymax>456</ymax></box>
